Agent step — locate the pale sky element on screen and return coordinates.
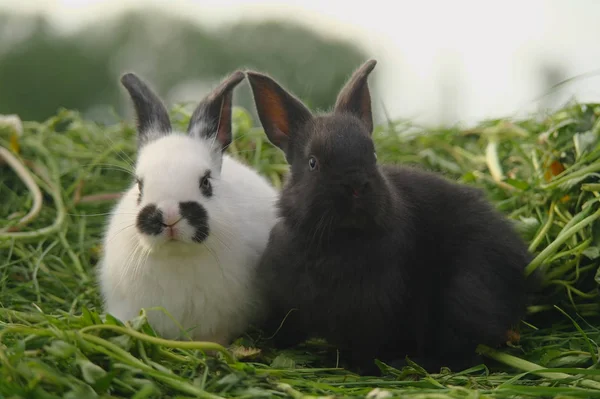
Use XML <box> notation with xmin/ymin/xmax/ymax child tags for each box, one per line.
<box><xmin>3</xmin><ymin>0</ymin><xmax>600</xmax><ymax>126</ymax></box>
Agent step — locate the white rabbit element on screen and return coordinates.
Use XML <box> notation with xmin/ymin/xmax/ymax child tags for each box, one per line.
<box><xmin>97</xmin><ymin>71</ymin><xmax>278</xmax><ymax>345</ymax></box>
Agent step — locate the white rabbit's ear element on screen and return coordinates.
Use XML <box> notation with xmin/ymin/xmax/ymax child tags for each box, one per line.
<box><xmin>121</xmin><ymin>73</ymin><xmax>172</xmax><ymax>149</ymax></box>
<box><xmin>334</xmin><ymin>59</ymin><xmax>377</xmax><ymax>134</ymax></box>
<box><xmin>187</xmin><ymin>71</ymin><xmax>245</xmax><ymax>153</ymax></box>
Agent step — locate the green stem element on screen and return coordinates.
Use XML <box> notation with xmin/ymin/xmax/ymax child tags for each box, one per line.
<box><xmin>59</xmin><ymin>230</ymin><xmax>88</xmax><ymax>283</ymax></box>
<box><xmin>555</xmin><ymin>205</ymin><xmax>593</xmax><ymax>240</ymax></box>
<box><xmin>543</xmin><ymin>258</ymin><xmax>578</xmax><ymax>282</ymax></box>
<box><xmin>582</xmin><ymin>183</ymin><xmax>600</xmax><ymax>192</ymax></box>
<box><xmin>546</xmin><ymin>237</ymin><xmax>591</xmax><ymax>264</ymax></box>
<box><xmin>0</xmin><ymin>308</ymin><xmax>48</xmax><ymax>323</ymax></box>
<box><xmin>525</xmin><ymin>206</ymin><xmax>600</xmax><ymax>277</ymax></box>
<box><xmin>77</xmin><ymin>333</ymin><xmax>225</xmax><ymax>399</ymax></box>
<box><xmin>477</xmin><ymin>345</ymin><xmax>600</xmax><ymax>389</ymax></box>
<box><xmin>549</xmin><ymin>280</ymin><xmax>598</xmax><ymax>299</ymax></box>
<box><xmin>528</xmin><ymin>201</ymin><xmax>556</xmax><ymax>253</ymax></box>
<box><xmin>79</xmin><ymin>324</ymin><xmax>236</xmax><ymax>363</ymax></box>
<box><xmin>158</xmin><ymin>347</ymin><xmax>192</xmax><ymax>363</ymax></box>
<box><xmin>0</xmin><ymin>143</ymin><xmax>66</xmax><ymax>243</ymax></box>
<box><xmin>0</xmin><ymin>146</ymin><xmax>43</xmax><ymax>232</ymax></box>
<box><xmin>554</xmin><ymin>305</ymin><xmax>598</xmax><ymax>364</ymax></box>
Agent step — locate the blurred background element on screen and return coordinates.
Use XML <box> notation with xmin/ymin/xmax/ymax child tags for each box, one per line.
<box><xmin>1</xmin><ymin>0</ymin><xmax>600</xmax><ymax>127</ymax></box>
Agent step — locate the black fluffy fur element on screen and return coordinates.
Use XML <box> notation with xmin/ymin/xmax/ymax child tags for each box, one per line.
<box><xmin>247</xmin><ymin>60</ymin><xmax>533</xmax><ymax>376</ymax></box>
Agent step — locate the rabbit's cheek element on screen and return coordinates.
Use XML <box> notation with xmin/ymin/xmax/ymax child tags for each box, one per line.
<box><xmin>139</xmin><ymin>231</ymin><xmax>168</xmax><ymax>250</ymax></box>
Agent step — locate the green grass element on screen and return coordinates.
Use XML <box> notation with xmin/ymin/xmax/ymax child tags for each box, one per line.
<box><xmin>1</xmin><ymin>102</ymin><xmax>599</xmax><ymax>398</ymax></box>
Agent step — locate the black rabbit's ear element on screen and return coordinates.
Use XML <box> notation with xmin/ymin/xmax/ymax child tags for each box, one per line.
<box><xmin>333</xmin><ymin>59</ymin><xmax>377</xmax><ymax>134</ymax></box>
<box><xmin>187</xmin><ymin>70</ymin><xmax>245</xmax><ymax>152</ymax></box>
<box><xmin>246</xmin><ymin>71</ymin><xmax>313</xmax><ymax>161</ymax></box>
<box><xmin>120</xmin><ymin>73</ymin><xmax>172</xmax><ymax>149</ymax></box>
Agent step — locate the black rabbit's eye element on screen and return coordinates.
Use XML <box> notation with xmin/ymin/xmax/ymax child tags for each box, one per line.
<box><xmin>308</xmin><ymin>156</ymin><xmax>318</xmax><ymax>171</ymax></box>
<box><xmin>200</xmin><ymin>171</ymin><xmax>212</xmax><ymax>197</ymax></box>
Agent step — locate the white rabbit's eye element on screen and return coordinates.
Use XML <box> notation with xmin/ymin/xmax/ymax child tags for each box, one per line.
<box><xmin>199</xmin><ymin>171</ymin><xmax>212</xmax><ymax>197</ymax></box>
<box><xmin>308</xmin><ymin>156</ymin><xmax>318</xmax><ymax>171</ymax></box>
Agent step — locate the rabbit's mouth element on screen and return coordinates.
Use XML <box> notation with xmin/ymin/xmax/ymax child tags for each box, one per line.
<box><xmin>337</xmin><ymin>210</ymin><xmax>370</xmax><ymax>229</ymax></box>
<box><xmin>165</xmin><ymin>226</ymin><xmax>179</xmax><ymax>241</ymax></box>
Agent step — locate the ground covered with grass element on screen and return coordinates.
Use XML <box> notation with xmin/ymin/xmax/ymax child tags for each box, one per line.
<box><xmin>1</xmin><ymin>103</ymin><xmax>599</xmax><ymax>398</ymax></box>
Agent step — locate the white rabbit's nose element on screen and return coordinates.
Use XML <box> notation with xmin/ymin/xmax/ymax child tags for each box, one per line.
<box><xmin>158</xmin><ymin>200</ymin><xmax>181</xmax><ymax>226</ymax></box>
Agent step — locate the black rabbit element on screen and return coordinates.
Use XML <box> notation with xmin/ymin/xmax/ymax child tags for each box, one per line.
<box><xmin>246</xmin><ymin>60</ymin><xmax>532</xmax><ymax>375</ymax></box>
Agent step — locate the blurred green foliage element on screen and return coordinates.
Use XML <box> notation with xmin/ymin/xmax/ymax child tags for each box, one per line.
<box><xmin>0</xmin><ymin>10</ymin><xmax>370</xmax><ymax>123</ymax></box>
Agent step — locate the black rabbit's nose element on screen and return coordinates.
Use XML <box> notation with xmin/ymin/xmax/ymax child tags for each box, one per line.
<box><xmin>344</xmin><ymin>181</ymin><xmax>369</xmax><ymax>197</ymax></box>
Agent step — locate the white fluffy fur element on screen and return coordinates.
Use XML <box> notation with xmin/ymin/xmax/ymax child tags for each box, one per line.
<box><xmin>98</xmin><ymin>131</ymin><xmax>278</xmax><ymax>344</ymax></box>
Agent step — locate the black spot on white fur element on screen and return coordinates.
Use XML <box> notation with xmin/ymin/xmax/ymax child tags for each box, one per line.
<box><xmin>136</xmin><ymin>204</ymin><xmax>163</xmax><ymax>235</ymax></box>
<box><xmin>179</xmin><ymin>202</ymin><xmax>209</xmax><ymax>243</ymax></box>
